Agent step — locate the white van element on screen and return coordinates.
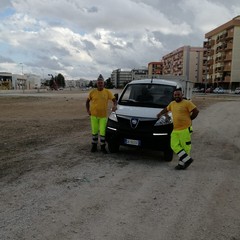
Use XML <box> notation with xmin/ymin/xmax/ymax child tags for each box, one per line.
<box><xmin>106</xmin><ymin>78</ymin><xmax>191</xmax><ymax>161</ymax></box>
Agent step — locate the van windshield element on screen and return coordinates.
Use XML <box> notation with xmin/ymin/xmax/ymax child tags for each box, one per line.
<box><xmin>119</xmin><ymin>84</ymin><xmax>175</xmax><ymax>108</ymax></box>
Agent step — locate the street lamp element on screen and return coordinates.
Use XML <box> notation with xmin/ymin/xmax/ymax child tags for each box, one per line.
<box><xmin>41</xmin><ymin>68</ymin><xmax>44</xmax><ymax>80</ymax></box>
<box><xmin>19</xmin><ymin>63</ymin><xmax>23</xmax><ymax>75</ymax></box>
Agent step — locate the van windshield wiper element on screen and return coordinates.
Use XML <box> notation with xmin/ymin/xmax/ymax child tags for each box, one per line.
<box><xmin>120</xmin><ymin>99</ymin><xmax>137</xmax><ymax>103</ymax></box>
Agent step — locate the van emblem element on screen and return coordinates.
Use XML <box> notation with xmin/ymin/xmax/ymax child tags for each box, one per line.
<box><xmin>130</xmin><ymin>118</ymin><xmax>139</xmax><ymax>129</ymax></box>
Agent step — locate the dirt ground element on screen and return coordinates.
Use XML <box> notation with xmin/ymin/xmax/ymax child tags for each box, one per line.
<box><xmin>1</xmin><ymin>90</ymin><xmax>240</xmax><ymax>240</ymax></box>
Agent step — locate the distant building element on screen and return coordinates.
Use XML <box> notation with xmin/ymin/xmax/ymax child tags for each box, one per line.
<box><xmin>68</xmin><ymin>79</ymin><xmax>89</xmax><ymax>88</ymax></box>
<box><xmin>13</xmin><ymin>73</ymin><xmax>40</xmax><ymax>89</ymax></box>
<box><xmin>111</xmin><ymin>68</ymin><xmax>148</xmax><ymax>88</ymax></box>
<box><xmin>132</xmin><ymin>68</ymin><xmax>148</xmax><ymax>80</ymax></box>
<box><xmin>12</xmin><ymin>74</ymin><xmax>27</xmax><ymax>90</ymax></box>
<box><xmin>111</xmin><ymin>69</ymin><xmax>132</xmax><ymax>88</ymax></box>
<box><xmin>0</xmin><ymin>72</ymin><xmax>41</xmax><ymax>90</ymax></box>
<box><xmin>25</xmin><ymin>73</ymin><xmax>41</xmax><ymax>89</ymax></box>
<box><xmin>0</xmin><ymin>72</ymin><xmax>12</xmax><ymax>90</ymax></box>
<box><xmin>162</xmin><ymin>46</ymin><xmax>204</xmax><ymax>86</ymax></box>
<box><xmin>148</xmin><ymin>61</ymin><xmax>163</xmax><ymax>77</ymax></box>
<box><xmin>204</xmin><ymin>15</ymin><xmax>240</xmax><ymax>89</ymax></box>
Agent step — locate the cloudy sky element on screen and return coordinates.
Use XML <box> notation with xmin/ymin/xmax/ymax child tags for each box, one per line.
<box><xmin>0</xmin><ymin>0</ymin><xmax>239</xmax><ymax>80</ymax></box>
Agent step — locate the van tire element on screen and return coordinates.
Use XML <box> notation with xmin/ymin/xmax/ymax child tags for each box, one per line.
<box><xmin>164</xmin><ymin>149</ymin><xmax>173</xmax><ymax>161</ymax></box>
<box><xmin>108</xmin><ymin>141</ymin><xmax>120</xmax><ymax>153</ymax></box>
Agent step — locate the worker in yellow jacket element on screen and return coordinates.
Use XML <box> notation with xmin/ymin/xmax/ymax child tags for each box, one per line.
<box><xmin>86</xmin><ymin>74</ymin><xmax>117</xmax><ymax>153</ymax></box>
<box><xmin>157</xmin><ymin>88</ymin><xmax>199</xmax><ymax>170</ymax></box>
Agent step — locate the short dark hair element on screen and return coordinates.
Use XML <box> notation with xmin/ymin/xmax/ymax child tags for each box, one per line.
<box><xmin>174</xmin><ymin>87</ymin><xmax>182</xmax><ymax>92</ymax></box>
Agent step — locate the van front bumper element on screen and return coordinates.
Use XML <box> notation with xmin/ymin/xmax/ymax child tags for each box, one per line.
<box><xmin>105</xmin><ymin>118</ymin><xmax>173</xmax><ymax>151</ymax></box>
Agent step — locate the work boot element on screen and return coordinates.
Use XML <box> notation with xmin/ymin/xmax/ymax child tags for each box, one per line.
<box><xmin>100</xmin><ymin>144</ymin><xmax>108</xmax><ymax>154</ymax></box>
<box><xmin>175</xmin><ymin>158</ymin><xmax>193</xmax><ymax>170</ymax></box>
<box><xmin>91</xmin><ymin>143</ymin><xmax>97</xmax><ymax>153</ymax></box>
<box><xmin>175</xmin><ymin>164</ymin><xmax>185</xmax><ymax>170</ymax></box>
<box><xmin>184</xmin><ymin>158</ymin><xmax>193</xmax><ymax>169</ymax></box>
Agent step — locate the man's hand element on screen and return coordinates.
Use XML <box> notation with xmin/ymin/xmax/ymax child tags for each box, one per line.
<box><xmin>87</xmin><ymin>109</ymin><xmax>91</xmax><ymax>116</ymax></box>
<box><xmin>111</xmin><ymin>105</ymin><xmax>117</xmax><ymax>112</ymax></box>
<box><xmin>156</xmin><ymin>107</ymin><xmax>168</xmax><ymax>118</ymax></box>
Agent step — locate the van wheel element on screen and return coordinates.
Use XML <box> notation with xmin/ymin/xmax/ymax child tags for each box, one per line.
<box><xmin>164</xmin><ymin>149</ymin><xmax>173</xmax><ymax>162</ymax></box>
<box><xmin>108</xmin><ymin>141</ymin><xmax>120</xmax><ymax>153</ymax></box>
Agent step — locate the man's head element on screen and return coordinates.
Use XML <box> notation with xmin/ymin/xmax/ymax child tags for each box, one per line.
<box><xmin>97</xmin><ymin>74</ymin><xmax>104</xmax><ymax>91</ymax></box>
<box><xmin>173</xmin><ymin>88</ymin><xmax>183</xmax><ymax>102</ymax></box>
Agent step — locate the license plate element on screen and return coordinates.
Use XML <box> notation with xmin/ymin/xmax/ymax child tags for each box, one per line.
<box><xmin>124</xmin><ymin>138</ymin><xmax>141</xmax><ymax>146</ymax></box>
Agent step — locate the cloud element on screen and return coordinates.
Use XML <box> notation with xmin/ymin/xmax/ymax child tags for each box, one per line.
<box><xmin>0</xmin><ymin>0</ymin><xmax>13</xmax><ymax>11</ymax></box>
<box><xmin>0</xmin><ymin>0</ymin><xmax>239</xmax><ymax>79</ymax></box>
<box><xmin>0</xmin><ymin>55</ymin><xmax>14</xmax><ymax>63</ymax></box>
<box><xmin>179</xmin><ymin>0</ymin><xmax>235</xmax><ymax>33</ymax></box>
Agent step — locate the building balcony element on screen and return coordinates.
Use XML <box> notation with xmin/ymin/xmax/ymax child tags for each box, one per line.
<box><xmin>209</xmin><ymin>69</ymin><xmax>213</xmax><ymax>74</ymax></box>
<box><xmin>210</xmin><ymin>39</ymin><xmax>215</xmax><ymax>46</ymax></box>
<box><xmin>224</xmin><ymin>56</ymin><xmax>232</xmax><ymax>62</ymax></box>
<box><xmin>207</xmin><ymin>59</ymin><xmax>214</xmax><ymax>65</ymax></box>
<box><xmin>205</xmin><ymin>39</ymin><xmax>215</xmax><ymax>47</ymax></box>
<box><xmin>203</xmin><ymin>69</ymin><xmax>207</xmax><ymax>75</ymax></box>
<box><xmin>225</xmin><ymin>43</ymin><xmax>233</xmax><ymax>50</ymax></box>
<box><xmin>224</xmin><ymin>65</ymin><xmax>231</xmax><ymax>71</ymax></box>
<box><xmin>215</xmin><ymin>56</ymin><xmax>224</xmax><ymax>63</ymax></box>
<box><xmin>209</xmin><ymin>49</ymin><xmax>214</xmax><ymax>56</ymax></box>
<box><xmin>203</xmin><ymin>51</ymin><xmax>208</xmax><ymax>57</ymax></box>
<box><xmin>221</xmin><ymin>33</ymin><xmax>227</xmax><ymax>39</ymax></box>
<box><xmin>203</xmin><ymin>41</ymin><xmax>210</xmax><ymax>48</ymax></box>
<box><xmin>215</xmin><ymin>67</ymin><xmax>224</xmax><ymax>73</ymax></box>
<box><xmin>203</xmin><ymin>49</ymin><xmax>214</xmax><ymax>57</ymax></box>
<box><xmin>173</xmin><ymin>55</ymin><xmax>179</xmax><ymax>60</ymax></box>
<box><xmin>224</xmin><ymin>76</ymin><xmax>231</xmax><ymax>82</ymax></box>
<box><xmin>225</xmin><ymin>31</ymin><xmax>234</xmax><ymax>40</ymax></box>
<box><xmin>216</xmin><ymin>46</ymin><xmax>225</xmax><ymax>53</ymax></box>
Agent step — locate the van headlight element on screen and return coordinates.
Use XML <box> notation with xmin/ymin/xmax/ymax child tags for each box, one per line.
<box><xmin>109</xmin><ymin>112</ymin><xmax>118</xmax><ymax>122</ymax></box>
<box><xmin>154</xmin><ymin>113</ymin><xmax>172</xmax><ymax>126</ymax></box>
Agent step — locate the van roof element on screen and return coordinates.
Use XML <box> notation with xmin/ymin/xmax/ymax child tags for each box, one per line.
<box><xmin>129</xmin><ymin>78</ymin><xmax>180</xmax><ymax>87</ymax></box>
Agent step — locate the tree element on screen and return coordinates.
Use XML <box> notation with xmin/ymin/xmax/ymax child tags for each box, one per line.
<box><xmin>88</xmin><ymin>81</ymin><xmax>93</xmax><ymax>88</ymax></box>
<box><xmin>56</xmin><ymin>73</ymin><xmax>65</xmax><ymax>88</ymax></box>
<box><xmin>44</xmin><ymin>80</ymin><xmax>50</xmax><ymax>87</ymax></box>
<box><xmin>49</xmin><ymin>76</ymin><xmax>54</xmax><ymax>89</ymax></box>
<box><xmin>105</xmin><ymin>78</ymin><xmax>114</xmax><ymax>89</ymax></box>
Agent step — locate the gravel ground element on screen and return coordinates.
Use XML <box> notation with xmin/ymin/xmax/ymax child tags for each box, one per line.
<box><xmin>0</xmin><ymin>90</ymin><xmax>240</xmax><ymax>240</ymax></box>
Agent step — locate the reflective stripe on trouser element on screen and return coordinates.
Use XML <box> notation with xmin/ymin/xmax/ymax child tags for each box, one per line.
<box><xmin>90</xmin><ymin>116</ymin><xmax>107</xmax><ymax>145</ymax></box>
<box><xmin>177</xmin><ymin>149</ymin><xmax>192</xmax><ymax>166</ymax></box>
<box><xmin>171</xmin><ymin>127</ymin><xmax>192</xmax><ymax>166</ymax></box>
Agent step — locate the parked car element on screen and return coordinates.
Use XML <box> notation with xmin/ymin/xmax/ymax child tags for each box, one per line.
<box><xmin>234</xmin><ymin>87</ymin><xmax>240</xmax><ymax>94</ymax></box>
<box><xmin>193</xmin><ymin>88</ymin><xmax>201</xmax><ymax>93</ymax></box>
<box><xmin>213</xmin><ymin>87</ymin><xmax>224</xmax><ymax>94</ymax></box>
<box><xmin>193</xmin><ymin>88</ymin><xmax>205</xmax><ymax>93</ymax></box>
<box><xmin>205</xmin><ymin>87</ymin><xmax>213</xmax><ymax>93</ymax></box>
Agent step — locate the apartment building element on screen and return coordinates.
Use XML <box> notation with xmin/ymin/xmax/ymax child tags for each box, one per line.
<box><xmin>111</xmin><ymin>69</ymin><xmax>132</xmax><ymax>88</ymax></box>
<box><xmin>162</xmin><ymin>46</ymin><xmax>204</xmax><ymax>86</ymax></box>
<box><xmin>111</xmin><ymin>68</ymin><xmax>148</xmax><ymax>88</ymax></box>
<box><xmin>132</xmin><ymin>68</ymin><xmax>148</xmax><ymax>80</ymax></box>
<box><xmin>204</xmin><ymin>15</ymin><xmax>240</xmax><ymax>89</ymax></box>
<box><xmin>148</xmin><ymin>61</ymin><xmax>163</xmax><ymax>77</ymax></box>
